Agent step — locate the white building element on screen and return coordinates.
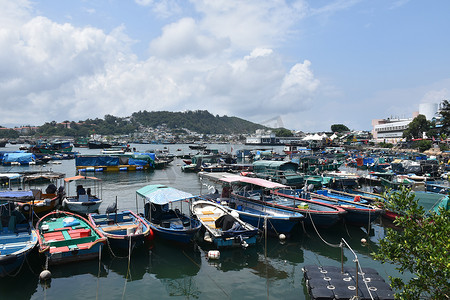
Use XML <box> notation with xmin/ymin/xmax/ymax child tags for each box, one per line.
<box><xmin>372</xmin><ymin>101</ymin><xmax>441</xmax><ymax>144</ymax></box>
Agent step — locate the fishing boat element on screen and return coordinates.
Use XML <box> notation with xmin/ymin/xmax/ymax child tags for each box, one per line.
<box><xmin>136</xmin><ymin>185</ymin><xmax>202</xmax><ymax>244</ymax></box>
<box><xmin>0</xmin><ymin>202</ymin><xmax>38</xmax><ymax>277</ymax></box>
<box><xmin>380</xmin><ymin>176</ymin><xmax>414</xmax><ymax>190</ymax></box>
<box><xmin>191</xmin><ymin>199</ymin><xmax>259</xmax><ymax>248</ymax></box>
<box><xmin>382</xmin><ymin>191</ymin><xmax>449</xmax><ymax>221</ymax></box>
<box><xmin>199</xmin><ymin>172</ymin><xmax>304</xmax><ymax>235</ymax></box>
<box><xmin>89</xmin><ymin>210</ymin><xmax>153</xmax><ymax>252</ymax></box>
<box><xmin>283</xmin><ymin>189</ymin><xmax>384</xmax><ymax>226</ymax></box>
<box><xmin>203</xmin><ymin>193</ymin><xmax>304</xmax><ymax>235</ymax></box>
<box><xmin>62</xmin><ymin>175</ymin><xmax>103</xmax><ymax>214</ymax></box>
<box><xmin>36</xmin><ymin>210</ymin><xmax>106</xmax><ymax>265</ymax></box>
<box><xmin>199</xmin><ymin>172</ymin><xmax>345</xmax><ymax>228</ymax></box>
<box><xmin>1</xmin><ymin>184</ymin><xmax>64</xmax><ymax>218</ymax></box>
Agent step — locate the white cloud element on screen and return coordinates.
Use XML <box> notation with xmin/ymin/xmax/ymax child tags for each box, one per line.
<box><xmin>0</xmin><ymin>0</ymin><xmax>325</xmax><ymax>130</ymax></box>
<box><xmin>149</xmin><ymin>18</ymin><xmax>229</xmax><ymax>58</ymax></box>
<box><xmin>421</xmin><ymin>88</ymin><xmax>450</xmax><ymax>104</ymax></box>
<box><xmin>192</xmin><ymin>0</ymin><xmax>306</xmax><ymax>51</ymax></box>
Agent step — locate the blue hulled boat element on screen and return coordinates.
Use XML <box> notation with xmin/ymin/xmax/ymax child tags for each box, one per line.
<box><xmin>203</xmin><ymin>193</ymin><xmax>304</xmax><ymax>235</ymax></box>
<box><xmin>191</xmin><ymin>199</ymin><xmax>259</xmax><ymax>248</ymax></box>
<box><xmin>0</xmin><ymin>203</ymin><xmax>38</xmax><ymax>277</ymax></box>
<box><xmin>136</xmin><ymin>185</ymin><xmax>202</xmax><ymax>244</ymax></box>
<box><xmin>199</xmin><ymin>172</ymin><xmax>304</xmax><ymax>235</ymax></box>
<box><xmin>89</xmin><ymin>210</ymin><xmax>154</xmax><ymax>252</ymax></box>
<box><xmin>198</xmin><ymin>172</ymin><xmax>345</xmax><ymax>228</ymax></box>
<box><xmin>278</xmin><ymin>189</ymin><xmax>383</xmax><ymax>226</ymax></box>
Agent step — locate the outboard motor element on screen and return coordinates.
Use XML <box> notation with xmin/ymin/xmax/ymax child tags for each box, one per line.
<box><xmin>106</xmin><ymin>201</ymin><xmax>117</xmax><ymax>215</ymax></box>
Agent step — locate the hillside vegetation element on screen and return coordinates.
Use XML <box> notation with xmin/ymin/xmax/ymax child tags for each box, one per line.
<box><xmin>131</xmin><ymin>110</ymin><xmax>266</xmax><ymax>134</ymax></box>
<box><xmin>2</xmin><ymin>110</ymin><xmax>267</xmax><ymax>138</ymax></box>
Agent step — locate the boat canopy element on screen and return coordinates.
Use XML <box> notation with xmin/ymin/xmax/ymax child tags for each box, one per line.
<box><xmin>0</xmin><ymin>173</ymin><xmax>22</xmax><ymax>180</ymax></box>
<box><xmin>64</xmin><ymin>175</ymin><xmax>101</xmax><ymax>183</ymax></box>
<box><xmin>136</xmin><ymin>184</ymin><xmax>195</xmax><ymax>205</ymax></box>
<box><xmin>227</xmin><ymin>176</ymin><xmax>288</xmax><ymax>189</ymax></box>
<box><xmin>198</xmin><ymin>172</ymin><xmax>288</xmax><ymax>189</ymax></box>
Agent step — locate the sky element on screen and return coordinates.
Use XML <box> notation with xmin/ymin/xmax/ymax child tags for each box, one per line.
<box><xmin>1</xmin><ymin>0</ymin><xmax>450</xmax><ymax>132</ymax></box>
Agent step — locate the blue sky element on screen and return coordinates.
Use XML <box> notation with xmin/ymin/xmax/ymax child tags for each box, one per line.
<box><xmin>1</xmin><ymin>0</ymin><xmax>449</xmax><ymax>132</ymax></box>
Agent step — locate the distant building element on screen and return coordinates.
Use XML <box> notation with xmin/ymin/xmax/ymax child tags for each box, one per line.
<box><xmin>245</xmin><ymin>130</ymin><xmax>280</xmax><ymax>145</ymax></box>
<box><xmin>372</xmin><ymin>101</ymin><xmax>441</xmax><ymax>143</ymax></box>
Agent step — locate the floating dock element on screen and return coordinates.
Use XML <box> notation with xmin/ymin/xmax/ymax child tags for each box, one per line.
<box><xmin>303</xmin><ymin>265</ymin><xmax>395</xmax><ymax>300</ymax></box>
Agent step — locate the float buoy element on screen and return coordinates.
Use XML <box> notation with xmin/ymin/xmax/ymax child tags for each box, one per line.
<box><xmin>208</xmin><ymin>250</ymin><xmax>220</xmax><ymax>260</ymax></box>
<box><xmin>39</xmin><ymin>270</ymin><xmax>52</xmax><ymax>281</ymax></box>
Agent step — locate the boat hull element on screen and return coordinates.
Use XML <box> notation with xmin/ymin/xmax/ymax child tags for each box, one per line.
<box><xmin>89</xmin><ymin>211</ymin><xmax>153</xmax><ymax>251</ymax></box>
<box><xmin>36</xmin><ymin>211</ymin><xmax>106</xmax><ymax>265</ymax></box>
<box><xmin>0</xmin><ymin>228</ymin><xmax>37</xmax><ymax>277</ymax></box>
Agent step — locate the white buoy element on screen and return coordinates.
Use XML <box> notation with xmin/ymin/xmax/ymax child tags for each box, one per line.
<box><xmin>361</xmin><ymin>238</ymin><xmax>367</xmax><ymax>244</ymax></box>
<box><xmin>208</xmin><ymin>250</ymin><xmax>220</xmax><ymax>260</ymax></box>
<box><xmin>279</xmin><ymin>233</ymin><xmax>286</xmax><ymax>241</ymax></box>
<box><xmin>39</xmin><ymin>270</ymin><xmax>52</xmax><ymax>281</ymax></box>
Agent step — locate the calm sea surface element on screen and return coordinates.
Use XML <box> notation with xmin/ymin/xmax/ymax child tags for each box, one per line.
<box><xmin>0</xmin><ymin>144</ymin><xmax>406</xmax><ymax>299</ymax></box>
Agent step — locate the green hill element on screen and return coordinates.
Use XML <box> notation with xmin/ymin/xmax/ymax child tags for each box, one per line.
<box><xmin>131</xmin><ymin>110</ymin><xmax>266</xmax><ymax>134</ymax></box>
<box><xmin>18</xmin><ymin>110</ymin><xmax>267</xmax><ymax>137</ymax></box>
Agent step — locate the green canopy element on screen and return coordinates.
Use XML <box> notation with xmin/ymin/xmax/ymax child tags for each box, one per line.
<box><xmin>136</xmin><ymin>184</ymin><xmax>194</xmax><ymax>205</ymax></box>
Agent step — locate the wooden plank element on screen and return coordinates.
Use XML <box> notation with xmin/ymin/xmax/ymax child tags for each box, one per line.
<box><xmin>101</xmin><ymin>224</ymin><xmax>137</xmax><ymax>232</ymax></box>
<box><xmin>202</xmin><ymin>210</ymin><xmax>214</xmax><ymax>215</ymax></box>
<box><xmin>200</xmin><ymin>217</ymin><xmax>216</xmax><ymax>222</ymax></box>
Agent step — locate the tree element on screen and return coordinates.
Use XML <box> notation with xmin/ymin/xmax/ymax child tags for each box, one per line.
<box><xmin>438</xmin><ymin>99</ymin><xmax>450</xmax><ymax>134</ymax></box>
<box><xmin>331</xmin><ymin>124</ymin><xmax>349</xmax><ymax>133</ymax></box>
<box><xmin>273</xmin><ymin>128</ymin><xmax>292</xmax><ymax>137</ymax></box>
<box><xmin>403</xmin><ymin>114</ymin><xmax>430</xmax><ymax>140</ymax></box>
<box><xmin>373</xmin><ymin>187</ymin><xmax>450</xmax><ymax>299</ymax></box>
<box><xmin>414</xmin><ymin>139</ymin><xmax>432</xmax><ymax>152</ymax></box>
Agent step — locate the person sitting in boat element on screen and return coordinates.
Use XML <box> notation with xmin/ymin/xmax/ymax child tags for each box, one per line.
<box><xmin>46</xmin><ymin>183</ymin><xmax>57</xmax><ymax>194</ymax></box>
<box><xmin>86</xmin><ymin>188</ymin><xmax>91</xmax><ymax>197</ymax></box>
<box><xmin>76</xmin><ymin>185</ymin><xmax>86</xmax><ymax>198</ymax></box>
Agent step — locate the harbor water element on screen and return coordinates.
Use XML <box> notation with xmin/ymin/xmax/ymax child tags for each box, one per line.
<box><xmin>0</xmin><ymin>144</ymin><xmax>406</xmax><ymax>299</ymax></box>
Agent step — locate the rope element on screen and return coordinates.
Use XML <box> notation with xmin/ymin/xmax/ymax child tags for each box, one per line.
<box><xmin>105</xmin><ymin>238</ymin><xmax>130</xmax><ymax>259</ymax></box>
<box><xmin>198</xmin><ymin>249</ymin><xmax>229</xmax><ymax>298</ymax></box>
<box><xmin>0</xmin><ymin>253</ymin><xmax>26</xmax><ymax>277</ymax></box>
<box><xmin>307</xmin><ymin>210</ymin><xmax>341</xmax><ymax>248</ymax></box>
<box><xmin>121</xmin><ymin>237</ymin><xmax>132</xmax><ymax>300</ymax></box>
<box><xmin>96</xmin><ymin>243</ymin><xmax>102</xmax><ymax>300</ymax></box>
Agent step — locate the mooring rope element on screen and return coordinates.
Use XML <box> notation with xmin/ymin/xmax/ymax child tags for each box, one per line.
<box><xmin>307</xmin><ymin>210</ymin><xmax>341</xmax><ymax>248</ymax></box>
<box><xmin>121</xmin><ymin>237</ymin><xmax>132</xmax><ymax>300</ymax></box>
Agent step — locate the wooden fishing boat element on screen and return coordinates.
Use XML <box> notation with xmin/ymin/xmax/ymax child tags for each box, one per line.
<box><xmin>0</xmin><ymin>202</ymin><xmax>38</xmax><ymax>277</ymax></box>
<box><xmin>136</xmin><ymin>185</ymin><xmax>202</xmax><ymax>244</ymax></box>
<box><xmin>191</xmin><ymin>199</ymin><xmax>259</xmax><ymax>248</ymax></box>
<box><xmin>89</xmin><ymin>210</ymin><xmax>153</xmax><ymax>252</ymax></box>
<box><xmin>36</xmin><ymin>210</ymin><xmax>106</xmax><ymax>265</ymax></box>
<box><xmin>62</xmin><ymin>175</ymin><xmax>103</xmax><ymax>214</ymax></box>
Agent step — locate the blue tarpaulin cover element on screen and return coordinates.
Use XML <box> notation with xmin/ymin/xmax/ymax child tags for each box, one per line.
<box><xmin>128</xmin><ymin>158</ymin><xmax>148</xmax><ymax>166</ymax></box>
<box><xmin>136</xmin><ymin>184</ymin><xmax>194</xmax><ymax>205</ymax></box>
<box><xmin>2</xmin><ymin>153</ymin><xmax>34</xmax><ymax>164</ymax></box>
<box><xmin>76</xmin><ymin>156</ymin><xmax>120</xmax><ymax>166</ymax></box>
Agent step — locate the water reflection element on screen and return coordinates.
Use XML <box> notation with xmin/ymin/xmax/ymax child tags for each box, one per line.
<box><xmin>292</xmin><ymin>222</ymin><xmax>379</xmax><ymax>262</ymax></box>
<box><xmin>0</xmin><ymin>253</ymin><xmax>39</xmax><ymax>299</ymax></box>
<box><xmin>147</xmin><ymin>240</ymin><xmax>202</xmax><ymax>299</ymax></box>
<box><xmin>148</xmin><ymin>241</ymin><xmax>201</xmax><ymax>278</ymax></box>
<box><xmin>102</xmin><ymin>247</ymin><xmax>151</xmax><ymax>281</ymax></box>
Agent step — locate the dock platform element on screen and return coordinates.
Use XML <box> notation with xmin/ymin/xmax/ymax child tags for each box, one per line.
<box><xmin>303</xmin><ymin>265</ymin><xmax>395</xmax><ymax>300</ymax></box>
